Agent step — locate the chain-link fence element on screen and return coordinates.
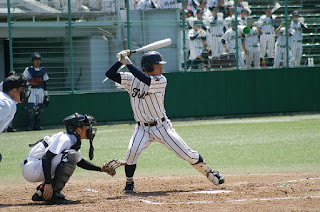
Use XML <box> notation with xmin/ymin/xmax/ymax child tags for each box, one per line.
<box><xmin>1</xmin><ymin>0</ymin><xmax>319</xmax><ymax>93</ymax></box>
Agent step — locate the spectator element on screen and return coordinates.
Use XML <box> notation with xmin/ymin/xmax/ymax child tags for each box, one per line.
<box><xmin>137</xmin><ymin>0</ymin><xmax>156</xmax><ymax>10</ymax></box>
<box><xmin>290</xmin><ymin>11</ymin><xmax>307</xmax><ymax>67</ymax></box>
<box><xmin>224</xmin><ymin>5</ymin><xmax>235</xmax><ymax>31</ymax></box>
<box><xmin>242</xmin><ymin>18</ymin><xmax>262</xmax><ymax>68</ymax></box>
<box><xmin>273</xmin><ymin>26</ymin><xmax>294</xmax><ymax>68</ymax></box>
<box><xmin>157</xmin><ymin>0</ymin><xmax>179</xmax><ymax>8</ymax></box>
<box><xmin>258</xmin><ymin>5</ymin><xmax>276</xmax><ymax>60</ymax></box>
<box><xmin>217</xmin><ymin>0</ymin><xmax>228</xmax><ymax>18</ymax></box>
<box><xmin>188</xmin><ymin>20</ymin><xmax>207</xmax><ymax>70</ymax></box>
<box><xmin>207</xmin><ymin>6</ymin><xmax>224</xmax><ymax>58</ymax></box>
<box><xmin>223</xmin><ymin>19</ymin><xmax>246</xmax><ymax>68</ymax></box>
<box><xmin>187</xmin><ymin>0</ymin><xmax>200</xmax><ymax>17</ymax></box>
<box><xmin>23</xmin><ymin>53</ymin><xmax>50</xmax><ymax>131</ymax></box>
<box><xmin>240</xmin><ymin>7</ymin><xmax>249</xmax><ymax>25</ymax></box>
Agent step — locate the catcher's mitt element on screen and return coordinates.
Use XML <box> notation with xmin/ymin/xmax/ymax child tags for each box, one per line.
<box><xmin>30</xmin><ymin>78</ymin><xmax>43</xmax><ymax>86</ymax></box>
<box><xmin>102</xmin><ymin>159</ymin><xmax>126</xmax><ymax>176</ymax></box>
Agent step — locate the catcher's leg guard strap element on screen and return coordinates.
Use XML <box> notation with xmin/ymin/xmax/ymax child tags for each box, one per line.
<box><xmin>52</xmin><ymin>150</ymin><xmax>77</xmax><ymax>193</ymax></box>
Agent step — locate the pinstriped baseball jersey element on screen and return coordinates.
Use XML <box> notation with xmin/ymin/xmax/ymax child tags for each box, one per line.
<box><xmin>117</xmin><ymin>72</ymin><xmax>167</xmax><ymax>123</ymax></box>
<box><xmin>258</xmin><ymin>15</ymin><xmax>276</xmax><ymax>34</ymax></box>
<box><xmin>157</xmin><ymin>0</ymin><xmax>179</xmax><ymax>8</ymax></box>
<box><xmin>188</xmin><ymin>28</ymin><xmax>206</xmax><ymax>60</ymax></box>
<box><xmin>223</xmin><ymin>28</ymin><xmax>243</xmax><ymax>53</ymax></box>
<box><xmin>290</xmin><ymin>21</ymin><xmax>303</xmax><ymax>41</ymax></box>
<box><xmin>244</xmin><ymin>27</ymin><xmax>260</xmax><ymax>48</ymax></box>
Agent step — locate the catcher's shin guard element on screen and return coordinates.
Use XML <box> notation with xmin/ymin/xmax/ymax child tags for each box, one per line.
<box><xmin>26</xmin><ymin>108</ymin><xmax>34</xmax><ymax>131</ymax></box>
<box><xmin>192</xmin><ymin>156</ymin><xmax>225</xmax><ymax>185</ymax></box>
<box><xmin>34</xmin><ymin>105</ymin><xmax>44</xmax><ymax>130</ymax></box>
<box><xmin>52</xmin><ymin>150</ymin><xmax>77</xmax><ymax>194</ymax></box>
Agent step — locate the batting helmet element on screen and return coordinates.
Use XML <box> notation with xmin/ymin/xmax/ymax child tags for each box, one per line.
<box><xmin>31</xmin><ymin>52</ymin><xmax>42</xmax><ymax>61</ymax></box>
<box><xmin>141</xmin><ymin>51</ymin><xmax>167</xmax><ymax>72</ymax></box>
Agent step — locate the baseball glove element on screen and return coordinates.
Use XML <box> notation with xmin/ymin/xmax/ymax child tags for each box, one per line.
<box><xmin>102</xmin><ymin>159</ymin><xmax>126</xmax><ymax>176</ymax></box>
<box><xmin>30</xmin><ymin>78</ymin><xmax>43</xmax><ymax>86</ymax></box>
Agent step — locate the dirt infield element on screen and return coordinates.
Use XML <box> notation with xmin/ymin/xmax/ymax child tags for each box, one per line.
<box><xmin>1</xmin><ymin>173</ymin><xmax>320</xmax><ymax>211</ymax></box>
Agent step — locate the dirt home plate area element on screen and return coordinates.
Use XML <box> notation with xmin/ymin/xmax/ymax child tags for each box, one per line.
<box><xmin>0</xmin><ymin>173</ymin><xmax>320</xmax><ymax>211</ymax></box>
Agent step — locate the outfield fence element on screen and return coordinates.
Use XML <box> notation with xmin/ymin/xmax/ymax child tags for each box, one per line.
<box><xmin>0</xmin><ymin>0</ymin><xmax>319</xmax><ymax>93</ymax></box>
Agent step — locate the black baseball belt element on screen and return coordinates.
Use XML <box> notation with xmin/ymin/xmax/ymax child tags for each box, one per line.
<box><xmin>137</xmin><ymin>117</ymin><xmax>166</xmax><ymax>127</ymax></box>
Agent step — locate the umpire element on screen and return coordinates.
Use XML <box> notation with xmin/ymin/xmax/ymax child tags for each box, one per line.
<box><xmin>23</xmin><ymin>53</ymin><xmax>50</xmax><ymax>131</ymax></box>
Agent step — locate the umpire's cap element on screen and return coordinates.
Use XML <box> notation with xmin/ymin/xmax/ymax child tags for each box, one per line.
<box><xmin>3</xmin><ymin>74</ymin><xmax>27</xmax><ymax>93</ymax></box>
<box><xmin>31</xmin><ymin>52</ymin><xmax>41</xmax><ymax>61</ymax></box>
<box><xmin>63</xmin><ymin>113</ymin><xmax>96</xmax><ymax>133</ymax></box>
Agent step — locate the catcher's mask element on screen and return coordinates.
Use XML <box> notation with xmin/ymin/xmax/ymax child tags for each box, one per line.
<box><xmin>63</xmin><ymin>113</ymin><xmax>97</xmax><ymax>160</ymax></box>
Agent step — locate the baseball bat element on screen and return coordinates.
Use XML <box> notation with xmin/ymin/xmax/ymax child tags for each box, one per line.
<box><xmin>117</xmin><ymin>38</ymin><xmax>172</xmax><ymax>58</ymax></box>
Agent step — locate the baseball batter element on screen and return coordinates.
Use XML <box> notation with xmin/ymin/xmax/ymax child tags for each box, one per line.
<box><xmin>258</xmin><ymin>6</ymin><xmax>276</xmax><ymax>59</ymax></box>
<box><xmin>105</xmin><ymin>50</ymin><xmax>225</xmax><ymax>193</ymax></box>
<box><xmin>21</xmin><ymin>113</ymin><xmax>110</xmax><ymax>204</ymax></box>
<box><xmin>243</xmin><ymin>19</ymin><xmax>262</xmax><ymax>68</ymax></box>
<box><xmin>23</xmin><ymin>53</ymin><xmax>50</xmax><ymax>131</ymax></box>
<box><xmin>290</xmin><ymin>11</ymin><xmax>306</xmax><ymax>67</ymax></box>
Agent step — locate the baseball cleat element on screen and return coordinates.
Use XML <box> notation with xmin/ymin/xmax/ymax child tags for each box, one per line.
<box><xmin>208</xmin><ymin>170</ymin><xmax>225</xmax><ymax>185</ymax></box>
<box><xmin>123</xmin><ymin>181</ymin><xmax>135</xmax><ymax>194</ymax></box>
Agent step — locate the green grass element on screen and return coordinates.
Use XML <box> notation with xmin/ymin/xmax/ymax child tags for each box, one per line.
<box><xmin>1</xmin><ymin>114</ymin><xmax>320</xmax><ymax>183</ymax></box>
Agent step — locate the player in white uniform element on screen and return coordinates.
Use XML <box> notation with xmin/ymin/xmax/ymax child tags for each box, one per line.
<box><xmin>157</xmin><ymin>0</ymin><xmax>179</xmax><ymax>8</ymax></box>
<box><xmin>137</xmin><ymin>0</ymin><xmax>156</xmax><ymax>9</ymax></box>
<box><xmin>105</xmin><ymin>50</ymin><xmax>225</xmax><ymax>193</ymax></box>
<box><xmin>243</xmin><ymin>18</ymin><xmax>262</xmax><ymax>68</ymax></box>
<box><xmin>258</xmin><ymin>6</ymin><xmax>276</xmax><ymax>59</ymax></box>
<box><xmin>188</xmin><ymin>20</ymin><xmax>207</xmax><ymax>69</ymax></box>
<box><xmin>273</xmin><ymin>26</ymin><xmax>293</xmax><ymax>68</ymax></box>
<box><xmin>0</xmin><ymin>74</ymin><xmax>27</xmax><ymax>162</ymax></box>
<box><xmin>23</xmin><ymin>53</ymin><xmax>50</xmax><ymax>131</ymax></box>
<box><xmin>207</xmin><ymin>6</ymin><xmax>224</xmax><ymax>58</ymax></box>
<box><xmin>21</xmin><ymin>113</ymin><xmax>110</xmax><ymax>204</ymax></box>
<box><xmin>223</xmin><ymin>19</ymin><xmax>246</xmax><ymax>69</ymax></box>
<box><xmin>290</xmin><ymin>11</ymin><xmax>306</xmax><ymax>67</ymax></box>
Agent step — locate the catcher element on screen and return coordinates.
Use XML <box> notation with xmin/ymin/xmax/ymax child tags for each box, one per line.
<box><xmin>23</xmin><ymin>53</ymin><xmax>50</xmax><ymax>131</ymax></box>
<box><xmin>21</xmin><ymin>112</ymin><xmax>125</xmax><ymax>204</ymax></box>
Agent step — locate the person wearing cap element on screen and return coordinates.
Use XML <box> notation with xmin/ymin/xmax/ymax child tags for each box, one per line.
<box><xmin>289</xmin><ymin>11</ymin><xmax>307</xmax><ymax>67</ymax></box>
<box><xmin>23</xmin><ymin>53</ymin><xmax>50</xmax><ymax>131</ymax></box>
<box><xmin>273</xmin><ymin>25</ymin><xmax>294</xmax><ymax>68</ymax></box>
<box><xmin>0</xmin><ymin>74</ymin><xmax>27</xmax><ymax>134</ymax></box>
<box><xmin>105</xmin><ymin>50</ymin><xmax>225</xmax><ymax>194</ymax></box>
<box><xmin>188</xmin><ymin>19</ymin><xmax>208</xmax><ymax>70</ymax></box>
<box><xmin>240</xmin><ymin>7</ymin><xmax>249</xmax><ymax>26</ymax></box>
<box><xmin>0</xmin><ymin>74</ymin><xmax>27</xmax><ymax>161</ymax></box>
<box><xmin>224</xmin><ymin>5</ymin><xmax>235</xmax><ymax>31</ymax></box>
<box><xmin>0</xmin><ymin>70</ymin><xmax>18</xmax><ymax>132</ymax></box>
<box><xmin>242</xmin><ymin>18</ymin><xmax>263</xmax><ymax>68</ymax></box>
<box><xmin>258</xmin><ymin>5</ymin><xmax>277</xmax><ymax>61</ymax></box>
<box><xmin>207</xmin><ymin>6</ymin><xmax>225</xmax><ymax>58</ymax></box>
<box><xmin>137</xmin><ymin>0</ymin><xmax>156</xmax><ymax>10</ymax></box>
<box><xmin>223</xmin><ymin>18</ymin><xmax>246</xmax><ymax>69</ymax></box>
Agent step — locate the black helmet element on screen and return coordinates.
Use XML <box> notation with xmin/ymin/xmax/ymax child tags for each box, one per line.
<box><xmin>3</xmin><ymin>74</ymin><xmax>27</xmax><ymax>93</ymax></box>
<box><xmin>141</xmin><ymin>51</ymin><xmax>167</xmax><ymax>72</ymax></box>
<box><xmin>63</xmin><ymin>113</ymin><xmax>97</xmax><ymax>160</ymax></box>
<box><xmin>63</xmin><ymin>113</ymin><xmax>96</xmax><ymax>133</ymax></box>
<box><xmin>31</xmin><ymin>52</ymin><xmax>42</xmax><ymax>61</ymax></box>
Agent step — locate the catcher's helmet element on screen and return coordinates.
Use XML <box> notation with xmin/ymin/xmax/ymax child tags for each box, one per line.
<box><xmin>31</xmin><ymin>52</ymin><xmax>41</xmax><ymax>61</ymax></box>
<box><xmin>141</xmin><ymin>51</ymin><xmax>167</xmax><ymax>72</ymax></box>
<box><xmin>63</xmin><ymin>113</ymin><xmax>96</xmax><ymax>134</ymax></box>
